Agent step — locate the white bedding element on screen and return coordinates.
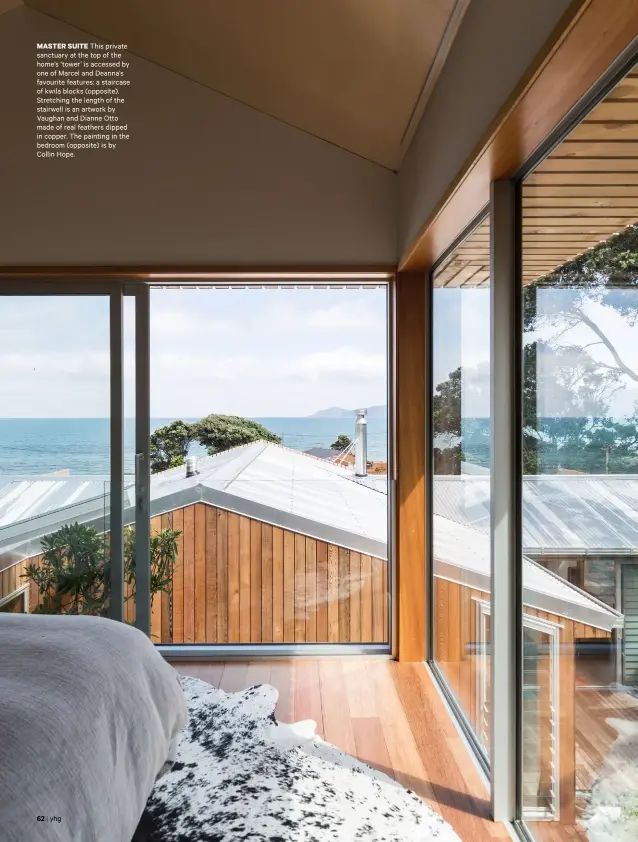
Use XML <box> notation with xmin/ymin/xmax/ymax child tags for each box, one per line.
<box><xmin>0</xmin><ymin>614</ymin><xmax>188</xmax><ymax>842</ymax></box>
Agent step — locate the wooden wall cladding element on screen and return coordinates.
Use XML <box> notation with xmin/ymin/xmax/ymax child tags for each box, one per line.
<box><xmin>152</xmin><ymin>504</ymin><xmax>388</xmax><ymax>645</ymax></box>
<box><xmin>4</xmin><ymin>503</ymin><xmax>388</xmax><ymax>645</ymax></box>
<box><xmin>0</xmin><ymin>558</ymin><xmax>36</xmax><ymax>609</ymax></box>
<box><xmin>152</xmin><ymin>505</ymin><xmax>389</xmax><ymax>644</ymax></box>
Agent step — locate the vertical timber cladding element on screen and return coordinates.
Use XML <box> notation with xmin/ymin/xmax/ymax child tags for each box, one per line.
<box><xmin>7</xmin><ymin>502</ymin><xmax>389</xmax><ymax>646</ymax></box>
<box><xmin>396</xmin><ymin>273</ymin><xmax>427</xmax><ymax>661</ymax></box>
<box><xmin>148</xmin><ymin>503</ymin><xmax>387</xmax><ymax>646</ymax></box>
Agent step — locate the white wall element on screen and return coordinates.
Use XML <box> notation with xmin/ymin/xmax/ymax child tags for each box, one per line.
<box><xmin>0</xmin><ymin>6</ymin><xmax>396</xmax><ymax>267</ymax></box>
<box><xmin>399</xmin><ymin>0</ymin><xmax>573</xmax><ymax>260</ymax></box>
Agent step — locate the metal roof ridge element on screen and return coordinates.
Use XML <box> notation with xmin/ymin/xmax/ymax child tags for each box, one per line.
<box><xmin>221</xmin><ymin>439</ymin><xmax>270</xmax><ymax>483</ymax></box>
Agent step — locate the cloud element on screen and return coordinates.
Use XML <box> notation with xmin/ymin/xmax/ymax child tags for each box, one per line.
<box><xmin>283</xmin><ymin>347</ymin><xmax>385</xmax><ymax>382</ymax></box>
<box><xmin>1</xmin><ymin>289</ymin><xmax>388</xmax><ymax>417</ymax></box>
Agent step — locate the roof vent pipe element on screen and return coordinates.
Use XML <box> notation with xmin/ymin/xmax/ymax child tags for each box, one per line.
<box><xmin>185</xmin><ymin>455</ymin><xmax>199</xmax><ymax>478</ymax></box>
<box><xmin>355</xmin><ymin>408</ymin><xmax>368</xmax><ymax>477</ymax></box>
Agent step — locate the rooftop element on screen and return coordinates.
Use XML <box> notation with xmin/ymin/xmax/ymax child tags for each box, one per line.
<box><xmin>434</xmin><ymin>473</ymin><xmax>638</xmax><ymax>555</ymax></box>
<box><xmin>0</xmin><ymin>445</ymin><xmax>625</xmax><ymax>630</ymax></box>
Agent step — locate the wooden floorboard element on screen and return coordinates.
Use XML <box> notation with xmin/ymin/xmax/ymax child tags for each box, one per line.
<box><xmin>169</xmin><ymin>658</ymin><xmax>511</xmax><ymax>841</ymax></box>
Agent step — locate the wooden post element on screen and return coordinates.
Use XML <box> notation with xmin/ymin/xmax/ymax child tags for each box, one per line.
<box><xmin>395</xmin><ymin>272</ymin><xmax>427</xmax><ymax>661</ymax></box>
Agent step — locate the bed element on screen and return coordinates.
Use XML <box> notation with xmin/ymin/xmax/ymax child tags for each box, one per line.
<box><xmin>0</xmin><ymin>614</ymin><xmax>188</xmax><ymax>842</ymax></box>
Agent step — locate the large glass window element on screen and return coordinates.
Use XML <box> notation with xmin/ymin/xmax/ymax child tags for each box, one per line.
<box><xmin>148</xmin><ymin>284</ymin><xmax>390</xmax><ymax>649</ymax></box>
<box><xmin>520</xmin><ymin>63</ymin><xmax>638</xmax><ymax>840</ymax></box>
<box><xmin>0</xmin><ymin>296</ymin><xmax>112</xmax><ymax>621</ymax></box>
<box><xmin>432</xmin><ymin>217</ymin><xmax>491</xmax><ymax>755</ymax></box>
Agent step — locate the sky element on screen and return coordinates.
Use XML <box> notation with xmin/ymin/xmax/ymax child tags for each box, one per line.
<box><xmin>432</xmin><ymin>284</ymin><xmax>638</xmax><ymax>419</ymax></box>
<box><xmin>4</xmin><ymin>281</ymin><xmax>637</xmax><ymax>420</ymax></box>
<box><xmin>0</xmin><ymin>287</ymin><xmax>388</xmax><ymax>418</ymax></box>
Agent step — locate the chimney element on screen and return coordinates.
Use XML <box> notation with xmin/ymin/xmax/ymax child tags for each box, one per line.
<box><xmin>185</xmin><ymin>454</ymin><xmax>198</xmax><ymax>478</ymax></box>
<box><xmin>354</xmin><ymin>408</ymin><xmax>368</xmax><ymax>477</ymax></box>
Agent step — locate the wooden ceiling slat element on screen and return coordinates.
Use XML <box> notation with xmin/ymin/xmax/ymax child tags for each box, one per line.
<box><xmin>461</xmin><ymin>269</ymin><xmax>491</xmax><ymax>286</ymax></box>
<box><xmin>603</xmin><ymin>76</ymin><xmax>638</xmax><ymax>98</ymax></box>
<box><xmin>451</xmin><ymin>250</ymin><xmax>490</xmax><ymax>259</ymax></box>
<box><xmin>443</xmin><ymin>265</ymin><xmax>487</xmax><ymax>287</ymax></box>
<box><xmin>523</xmin><ymin>185</ymin><xmax>638</xmax><ymax>196</ymax></box>
<box><xmin>433</xmin><ymin>260</ymin><xmax>471</xmax><ymax>286</ymax></box>
<box><xmin>523</xmin><ymin>206</ymin><xmax>638</xmax><ymax>217</ymax></box>
<box><xmin>525</xmin><ymin>173</ymin><xmax>638</xmax><ymax>187</ymax></box>
<box><xmin>522</xmin><ymin>215</ymin><xmax>632</xmax><ymax>224</ymax></box>
<box><xmin>522</xmin><ymin>196</ymin><xmax>638</xmax><ymax>207</ymax></box>
<box><xmin>522</xmin><ymin>233</ymin><xmax>613</xmax><ymax>240</ymax></box>
<box><xmin>551</xmin><ymin>140</ymin><xmax>638</xmax><ymax>157</ymax></box>
<box><xmin>534</xmin><ymin>157</ymin><xmax>638</xmax><ymax>172</ymax></box>
<box><xmin>523</xmin><ymin>226</ymin><xmax>625</xmax><ymax>235</ymax></box>
<box><xmin>569</xmin><ymin>121</ymin><xmax>638</xmax><ymax>141</ymax></box>
<box><xmin>433</xmin><ymin>219</ymin><xmax>490</xmax><ymax>286</ymax></box>
<box><xmin>587</xmin><ymin>101</ymin><xmax>638</xmax><ymax>120</ymax></box>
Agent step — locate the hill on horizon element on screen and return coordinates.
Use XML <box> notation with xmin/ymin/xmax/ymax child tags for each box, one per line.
<box><xmin>308</xmin><ymin>405</ymin><xmax>386</xmax><ymax>419</ymax></box>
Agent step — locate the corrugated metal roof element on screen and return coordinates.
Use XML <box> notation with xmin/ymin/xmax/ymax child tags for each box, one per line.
<box><xmin>0</xmin><ymin>446</ymin><xmax>623</xmax><ymax>627</ymax></box>
<box><xmin>433</xmin><ymin>514</ymin><xmax>622</xmax><ymax>631</ymax></box>
<box><xmin>0</xmin><ymin>477</ymin><xmax>117</xmax><ymax>529</ymax></box>
<box><xmin>0</xmin><ymin>442</ymin><xmax>388</xmax><ymax>562</ymax></box>
<box><xmin>150</xmin><ymin>442</ymin><xmax>388</xmax><ymax>555</ymax></box>
<box><xmin>434</xmin><ymin>474</ymin><xmax>638</xmax><ymax>554</ymax></box>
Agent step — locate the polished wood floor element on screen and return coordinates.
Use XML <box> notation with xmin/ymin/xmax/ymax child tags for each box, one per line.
<box><xmin>168</xmin><ymin>658</ymin><xmax>511</xmax><ymax>842</ymax></box>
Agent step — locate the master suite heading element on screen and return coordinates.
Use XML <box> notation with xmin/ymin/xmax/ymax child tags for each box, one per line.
<box><xmin>36</xmin><ymin>43</ymin><xmax>128</xmax><ymax>50</ymax></box>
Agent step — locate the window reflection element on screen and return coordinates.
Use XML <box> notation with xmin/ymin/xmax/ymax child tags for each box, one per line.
<box><xmin>521</xmin><ymin>61</ymin><xmax>638</xmax><ymax>841</ymax></box>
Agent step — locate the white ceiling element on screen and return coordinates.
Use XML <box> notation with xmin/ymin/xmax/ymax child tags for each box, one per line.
<box><xmin>23</xmin><ymin>0</ymin><xmax>467</xmax><ymax>169</ymax></box>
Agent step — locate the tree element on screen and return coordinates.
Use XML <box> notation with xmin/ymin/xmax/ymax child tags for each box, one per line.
<box><xmin>193</xmin><ymin>414</ymin><xmax>281</xmax><ymax>455</ymax></box>
<box><xmin>330</xmin><ymin>434</ymin><xmax>352</xmax><ymax>451</ymax></box>
<box><xmin>527</xmin><ymin>224</ymin><xmax>638</xmax><ymax>385</ymax></box>
<box><xmin>519</xmin><ymin>223</ymin><xmax>638</xmax><ymax>474</ymax></box>
<box><xmin>432</xmin><ymin>349</ymin><xmax>638</xmax><ymax>475</ymax></box>
<box><xmin>432</xmin><ymin>367</ymin><xmax>463</xmax><ymax>474</ymax></box>
<box><xmin>150</xmin><ymin>420</ymin><xmax>195</xmax><ymax>473</ymax></box>
<box><xmin>522</xmin><ymin>339</ymin><xmax>624</xmax><ymax>473</ymax></box>
<box><xmin>23</xmin><ymin>521</ymin><xmax>180</xmax><ymax>618</ymax></box>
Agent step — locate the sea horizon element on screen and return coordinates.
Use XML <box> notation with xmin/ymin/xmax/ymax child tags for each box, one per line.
<box><xmin>0</xmin><ymin>416</ymin><xmax>388</xmax><ymax>475</ymax></box>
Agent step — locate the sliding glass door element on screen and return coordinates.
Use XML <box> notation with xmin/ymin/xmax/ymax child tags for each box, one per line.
<box><xmin>518</xmin><ymin>56</ymin><xmax>638</xmax><ymax>838</ymax></box>
<box><xmin>0</xmin><ymin>284</ymin><xmax>150</xmax><ymax>632</ymax></box>
<box><xmin>431</xmin><ymin>216</ymin><xmax>492</xmax><ymax>762</ymax></box>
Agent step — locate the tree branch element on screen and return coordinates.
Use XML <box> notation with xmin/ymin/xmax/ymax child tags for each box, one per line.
<box><xmin>576</xmin><ymin>308</ymin><xmax>638</xmax><ymax>383</ymax></box>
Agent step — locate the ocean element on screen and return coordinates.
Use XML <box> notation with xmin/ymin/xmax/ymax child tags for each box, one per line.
<box><xmin>0</xmin><ymin>417</ymin><xmax>388</xmax><ymax>475</ymax></box>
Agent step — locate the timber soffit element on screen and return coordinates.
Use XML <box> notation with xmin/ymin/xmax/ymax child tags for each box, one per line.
<box><xmin>400</xmin><ymin>0</ymin><xmax>638</xmax><ymax>273</ymax></box>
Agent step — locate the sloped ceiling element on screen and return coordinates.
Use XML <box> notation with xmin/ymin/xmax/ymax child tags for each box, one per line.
<box><xmin>23</xmin><ymin>0</ymin><xmax>466</xmax><ymax>169</ymax></box>
<box><xmin>0</xmin><ymin>1</ymin><xmax>22</xmax><ymax>16</ymax></box>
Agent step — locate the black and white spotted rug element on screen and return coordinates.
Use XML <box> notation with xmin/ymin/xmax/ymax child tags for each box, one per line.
<box><xmin>135</xmin><ymin>675</ymin><xmax>461</xmax><ymax>841</ymax></box>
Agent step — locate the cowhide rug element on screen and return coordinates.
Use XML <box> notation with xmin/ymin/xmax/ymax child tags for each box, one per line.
<box><xmin>581</xmin><ymin>717</ymin><xmax>638</xmax><ymax>842</ymax></box>
<box><xmin>135</xmin><ymin>675</ymin><xmax>461</xmax><ymax>841</ymax></box>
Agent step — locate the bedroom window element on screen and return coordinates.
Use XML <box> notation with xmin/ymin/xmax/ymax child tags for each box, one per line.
<box><xmin>145</xmin><ymin>282</ymin><xmax>392</xmax><ymax>653</ymax></box>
